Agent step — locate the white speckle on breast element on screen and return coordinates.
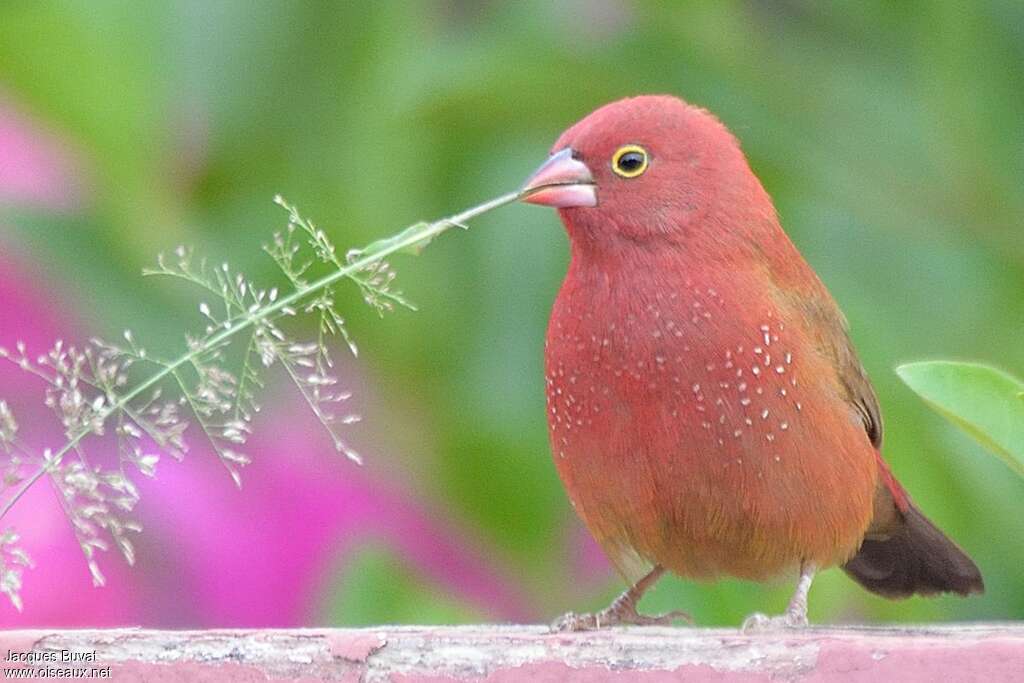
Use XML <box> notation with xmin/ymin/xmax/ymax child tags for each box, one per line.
<box><xmin>547</xmin><ymin>286</ymin><xmax>812</xmax><ymax>476</ymax></box>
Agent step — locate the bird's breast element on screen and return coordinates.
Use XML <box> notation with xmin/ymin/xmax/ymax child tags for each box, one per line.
<box><xmin>544</xmin><ymin>258</ymin><xmax>877</xmax><ymax>580</ymax></box>
<box><xmin>545</xmin><ymin>267</ymin><xmax>804</xmax><ymax>467</ymax></box>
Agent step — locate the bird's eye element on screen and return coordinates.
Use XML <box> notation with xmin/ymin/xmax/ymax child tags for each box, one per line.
<box><xmin>611</xmin><ymin>145</ymin><xmax>649</xmax><ymax>178</ymax></box>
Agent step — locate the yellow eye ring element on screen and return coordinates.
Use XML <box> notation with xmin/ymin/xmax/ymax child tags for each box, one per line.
<box><xmin>611</xmin><ymin>144</ymin><xmax>649</xmax><ymax>178</ymax></box>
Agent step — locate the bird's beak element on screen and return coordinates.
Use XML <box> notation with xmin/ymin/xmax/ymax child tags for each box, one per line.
<box><xmin>519</xmin><ymin>148</ymin><xmax>597</xmax><ymax>208</ymax></box>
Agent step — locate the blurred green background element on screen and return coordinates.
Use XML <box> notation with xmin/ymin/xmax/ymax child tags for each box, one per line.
<box><xmin>0</xmin><ymin>1</ymin><xmax>1021</xmax><ymax>626</ymax></box>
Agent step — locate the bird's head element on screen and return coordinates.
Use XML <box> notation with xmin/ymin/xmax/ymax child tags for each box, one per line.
<box><xmin>521</xmin><ymin>95</ymin><xmax>769</xmax><ymax>252</ymax></box>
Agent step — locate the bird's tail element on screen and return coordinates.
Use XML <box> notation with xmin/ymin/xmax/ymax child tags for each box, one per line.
<box><xmin>842</xmin><ymin>504</ymin><xmax>984</xmax><ymax>599</ymax></box>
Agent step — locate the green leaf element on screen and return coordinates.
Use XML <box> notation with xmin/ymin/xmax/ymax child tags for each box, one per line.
<box><xmin>896</xmin><ymin>361</ymin><xmax>1024</xmax><ymax>478</ymax></box>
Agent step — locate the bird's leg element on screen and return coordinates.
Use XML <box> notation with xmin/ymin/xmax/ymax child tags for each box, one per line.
<box><xmin>741</xmin><ymin>561</ymin><xmax>817</xmax><ymax>633</ymax></box>
<box><xmin>550</xmin><ymin>565</ymin><xmax>693</xmax><ymax>632</ymax></box>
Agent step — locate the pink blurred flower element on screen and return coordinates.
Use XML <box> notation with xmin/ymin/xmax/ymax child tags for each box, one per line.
<box><xmin>0</xmin><ymin>94</ymin><xmax>84</xmax><ymax>211</ymax></box>
<box><xmin>0</xmin><ymin>252</ymin><xmax>139</xmax><ymax>626</ymax></box>
<box><xmin>136</xmin><ymin>405</ymin><xmax>533</xmax><ymax>626</ymax></box>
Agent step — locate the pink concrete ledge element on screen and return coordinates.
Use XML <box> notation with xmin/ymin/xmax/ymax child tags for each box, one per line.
<box><xmin>0</xmin><ymin>624</ymin><xmax>1021</xmax><ymax>681</ymax></box>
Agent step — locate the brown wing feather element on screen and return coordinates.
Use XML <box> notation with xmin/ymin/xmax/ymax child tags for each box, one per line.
<box><xmin>798</xmin><ymin>294</ymin><xmax>883</xmax><ymax>448</ymax></box>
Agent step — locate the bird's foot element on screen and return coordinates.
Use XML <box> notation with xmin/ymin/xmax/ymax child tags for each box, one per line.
<box><xmin>550</xmin><ymin>599</ymin><xmax>691</xmax><ymax>632</ymax></box>
<box><xmin>742</xmin><ymin>561</ymin><xmax>816</xmax><ymax>633</ymax></box>
<box><xmin>740</xmin><ymin>608</ymin><xmax>809</xmax><ymax>634</ymax></box>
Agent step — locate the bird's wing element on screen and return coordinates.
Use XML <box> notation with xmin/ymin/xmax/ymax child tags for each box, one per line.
<box><xmin>772</xmin><ymin>278</ymin><xmax>884</xmax><ymax>448</ymax></box>
<box><xmin>810</xmin><ymin>298</ymin><xmax>883</xmax><ymax>448</ymax></box>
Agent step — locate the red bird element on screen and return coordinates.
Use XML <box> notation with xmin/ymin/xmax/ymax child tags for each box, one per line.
<box><xmin>520</xmin><ymin>95</ymin><xmax>983</xmax><ymax>630</ymax></box>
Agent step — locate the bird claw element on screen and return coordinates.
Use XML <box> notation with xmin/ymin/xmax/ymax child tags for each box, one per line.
<box><xmin>550</xmin><ymin>604</ymin><xmax>692</xmax><ymax>632</ymax></box>
<box><xmin>550</xmin><ymin>611</ymin><xmax>596</xmax><ymax>632</ymax></box>
<box><xmin>740</xmin><ymin>610</ymin><xmax>809</xmax><ymax>634</ymax></box>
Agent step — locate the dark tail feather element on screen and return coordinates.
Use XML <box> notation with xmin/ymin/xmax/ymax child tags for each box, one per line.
<box><xmin>842</xmin><ymin>505</ymin><xmax>984</xmax><ymax>599</ymax></box>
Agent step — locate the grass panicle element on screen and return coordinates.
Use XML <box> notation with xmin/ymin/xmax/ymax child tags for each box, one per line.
<box><xmin>0</xmin><ymin>191</ymin><xmax>519</xmax><ymax>610</ymax></box>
